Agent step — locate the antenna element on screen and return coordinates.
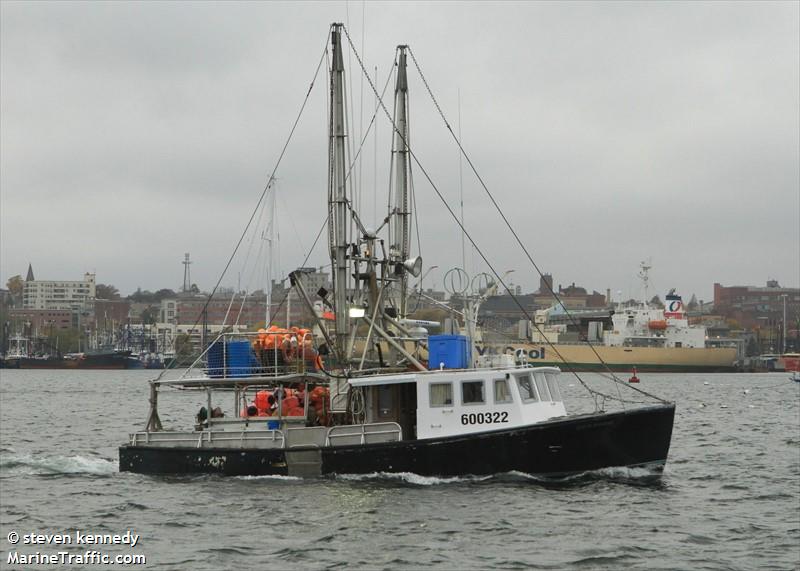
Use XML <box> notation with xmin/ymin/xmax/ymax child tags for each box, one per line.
<box><xmin>182</xmin><ymin>253</ymin><xmax>192</xmax><ymax>293</ymax></box>
<box><xmin>458</xmin><ymin>89</ymin><xmax>466</xmax><ymax>274</ymax></box>
<box><xmin>638</xmin><ymin>259</ymin><xmax>652</xmax><ymax>306</ymax></box>
<box><xmin>263</xmin><ymin>179</ymin><xmax>277</xmax><ymax>326</ymax></box>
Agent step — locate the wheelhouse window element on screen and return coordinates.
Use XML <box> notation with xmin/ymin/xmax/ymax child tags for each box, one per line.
<box><xmin>516</xmin><ymin>374</ymin><xmax>538</xmax><ymax>403</ymax></box>
<box><xmin>534</xmin><ymin>373</ymin><xmax>551</xmax><ymax>401</ymax></box>
<box><xmin>461</xmin><ymin>380</ymin><xmax>485</xmax><ymax>405</ymax></box>
<box><xmin>545</xmin><ymin>374</ymin><xmax>561</xmax><ymax>401</ymax></box>
<box><xmin>493</xmin><ymin>379</ymin><xmax>513</xmax><ymax>404</ymax></box>
<box><xmin>430</xmin><ymin>382</ymin><xmax>453</xmax><ymax>407</ymax></box>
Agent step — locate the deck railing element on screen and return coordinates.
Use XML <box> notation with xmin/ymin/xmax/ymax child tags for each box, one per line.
<box><xmin>128</xmin><ymin>422</ymin><xmax>402</xmax><ymax>450</ymax></box>
<box><xmin>176</xmin><ymin>330</ymin><xmax>321</xmax><ymax>383</ymax></box>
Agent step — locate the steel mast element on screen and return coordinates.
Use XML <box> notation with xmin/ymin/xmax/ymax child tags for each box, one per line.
<box><xmin>329</xmin><ymin>24</ymin><xmax>351</xmax><ymax>358</ymax></box>
<box><xmin>390</xmin><ymin>46</ymin><xmax>411</xmax><ymax>318</ymax></box>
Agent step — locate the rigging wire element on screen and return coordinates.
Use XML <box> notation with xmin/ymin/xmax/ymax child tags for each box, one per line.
<box><xmin>339</xmin><ymin>25</ymin><xmax>664</xmax><ymax>406</ymax></box>
<box><xmin>343</xmin><ymin>59</ymin><xmax>396</xmax><ymax>188</ymax></box>
<box><xmin>458</xmin><ymin>88</ymin><xmax>466</xmax><ymax>274</ymax></box>
<box><xmin>373</xmin><ymin>65</ymin><xmax>378</xmax><ymax>228</ymax></box>
<box><xmin>405</xmin><ymin>47</ymin><xmax>629</xmax><ymax>390</ymax></box>
<box><xmin>227</xmin><ymin>181</ymin><xmax>274</xmax><ymax>329</ymax></box>
<box><xmin>276</xmin><ymin>188</ymin><xmax>306</xmax><ymax>255</ymax></box>
<box><xmin>152</xmin><ymin>35</ymin><xmax>330</xmax><ymax>382</ymax></box>
<box><xmin>358</xmin><ymin>1</ymin><xmax>366</xmax><ymax>218</ymax></box>
<box><xmin>265</xmin><ymin>216</ymin><xmax>328</xmax><ymax>330</ymax></box>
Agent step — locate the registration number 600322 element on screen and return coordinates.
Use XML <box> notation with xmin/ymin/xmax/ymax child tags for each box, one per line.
<box><xmin>460</xmin><ymin>411</ymin><xmax>508</xmax><ymax>425</ymax></box>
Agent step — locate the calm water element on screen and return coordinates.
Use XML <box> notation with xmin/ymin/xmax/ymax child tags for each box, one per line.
<box><xmin>0</xmin><ymin>370</ymin><xmax>798</xmax><ymax>570</ymax></box>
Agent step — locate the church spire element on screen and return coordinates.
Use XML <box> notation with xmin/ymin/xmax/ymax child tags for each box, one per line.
<box><xmin>25</xmin><ymin>263</ymin><xmax>34</xmax><ymax>282</ymax></box>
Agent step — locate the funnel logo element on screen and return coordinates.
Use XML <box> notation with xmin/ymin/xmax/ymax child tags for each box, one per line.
<box><xmin>665</xmin><ymin>299</ymin><xmax>683</xmax><ymax>318</ymax></box>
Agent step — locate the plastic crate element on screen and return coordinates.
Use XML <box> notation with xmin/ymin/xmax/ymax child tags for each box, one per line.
<box><xmin>427</xmin><ymin>335</ymin><xmax>471</xmax><ymax>369</ymax></box>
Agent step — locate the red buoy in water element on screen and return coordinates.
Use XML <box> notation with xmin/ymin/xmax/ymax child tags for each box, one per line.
<box><xmin>629</xmin><ymin>367</ymin><xmax>640</xmax><ymax>383</ymax></box>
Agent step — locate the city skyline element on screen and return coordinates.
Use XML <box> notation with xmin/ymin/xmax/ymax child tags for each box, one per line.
<box><xmin>4</xmin><ymin>259</ymin><xmax>793</xmax><ymax>308</ymax></box>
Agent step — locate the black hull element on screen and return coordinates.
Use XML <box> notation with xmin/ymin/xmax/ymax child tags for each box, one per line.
<box><xmin>1</xmin><ymin>353</ymin><xmax>141</xmax><ymax>370</ymax></box>
<box><xmin>120</xmin><ymin>404</ymin><xmax>675</xmax><ymax>478</ymax></box>
<box><xmin>0</xmin><ymin>358</ymin><xmax>21</xmax><ymax>369</ymax></box>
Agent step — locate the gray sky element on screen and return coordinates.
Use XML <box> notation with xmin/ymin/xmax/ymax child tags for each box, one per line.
<box><xmin>2</xmin><ymin>1</ymin><xmax>798</xmax><ymax>303</ymax></box>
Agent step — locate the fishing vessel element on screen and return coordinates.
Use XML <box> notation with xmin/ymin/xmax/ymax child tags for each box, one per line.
<box><xmin>1</xmin><ymin>323</ymin><xmax>146</xmax><ymax>369</ymax></box>
<box><xmin>1</xmin><ymin>345</ymin><xmax>143</xmax><ymax>369</ymax></box>
<box><xmin>0</xmin><ymin>333</ymin><xmax>28</xmax><ymax>368</ymax></box>
<box><xmin>119</xmin><ymin>24</ymin><xmax>675</xmax><ymax>478</ymax></box>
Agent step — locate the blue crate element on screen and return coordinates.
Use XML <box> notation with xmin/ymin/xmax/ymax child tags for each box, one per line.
<box><xmin>225</xmin><ymin>340</ymin><xmax>253</xmax><ymax>378</ymax></box>
<box><xmin>427</xmin><ymin>335</ymin><xmax>471</xmax><ymax>370</ymax></box>
<box><xmin>206</xmin><ymin>341</ymin><xmax>225</xmax><ymax>378</ymax></box>
<box><xmin>206</xmin><ymin>340</ymin><xmax>254</xmax><ymax>378</ymax></box>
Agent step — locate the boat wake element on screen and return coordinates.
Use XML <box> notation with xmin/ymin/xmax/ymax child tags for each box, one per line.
<box><xmin>592</xmin><ymin>465</ymin><xmax>663</xmax><ymax>480</ymax></box>
<box><xmin>0</xmin><ymin>451</ymin><xmax>116</xmax><ymax>476</ymax></box>
<box><xmin>335</xmin><ymin>471</ymin><xmax>493</xmax><ymax>486</ymax></box>
<box><xmin>520</xmin><ymin>465</ymin><xmax>667</xmax><ymax>487</ymax></box>
<box><xmin>332</xmin><ymin>465</ymin><xmax>665</xmax><ymax>487</ymax></box>
<box><xmin>234</xmin><ymin>474</ymin><xmax>303</xmax><ymax>482</ymax></box>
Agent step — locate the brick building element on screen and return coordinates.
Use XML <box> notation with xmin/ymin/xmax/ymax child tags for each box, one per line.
<box><xmin>175</xmin><ymin>294</ymin><xmax>269</xmax><ymax>329</ymax></box>
<box><xmin>93</xmin><ymin>299</ymin><xmax>132</xmax><ymax>328</ymax></box>
<box><xmin>7</xmin><ymin>308</ymin><xmax>74</xmax><ymax>336</ymax></box>
<box><xmin>714</xmin><ymin>280</ymin><xmax>800</xmax><ymax>351</ymax></box>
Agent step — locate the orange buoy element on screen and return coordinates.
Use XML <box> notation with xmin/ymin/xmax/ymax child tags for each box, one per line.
<box><xmin>281</xmin><ymin>396</ymin><xmax>300</xmax><ymax>416</ymax></box>
<box><xmin>629</xmin><ymin>367</ymin><xmax>640</xmax><ymax>383</ymax></box>
<box><xmin>255</xmin><ymin>390</ymin><xmax>276</xmax><ymax>414</ymax></box>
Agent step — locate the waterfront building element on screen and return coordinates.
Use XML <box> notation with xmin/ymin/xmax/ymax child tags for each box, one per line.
<box><xmin>160</xmin><ymin>299</ymin><xmax>178</xmax><ymax>324</ymax></box>
<box><xmin>0</xmin><ymin>288</ymin><xmax>12</xmax><ymax>308</ymax></box>
<box><xmin>551</xmin><ymin>283</ymin><xmax>608</xmax><ymax>310</ymax></box>
<box><xmin>407</xmin><ymin>288</ymin><xmax>447</xmax><ymax>313</ymax></box>
<box><xmin>22</xmin><ymin>266</ymin><xmax>96</xmax><ymax>312</ymax></box>
<box><xmin>6</xmin><ymin>308</ymin><xmax>74</xmax><ymax>335</ymax></box>
<box><xmin>714</xmin><ymin>280</ymin><xmax>800</xmax><ymax>352</ymax></box>
<box><xmin>267</xmin><ymin>267</ymin><xmax>333</xmax><ymax>327</ymax></box>
<box><xmin>93</xmin><ymin>299</ymin><xmax>132</xmax><ymax>328</ymax></box>
<box><xmin>174</xmin><ymin>293</ymin><xmax>268</xmax><ymax>329</ymax></box>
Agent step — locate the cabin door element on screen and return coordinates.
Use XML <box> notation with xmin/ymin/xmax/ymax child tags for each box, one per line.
<box><xmin>374</xmin><ymin>384</ymin><xmax>417</xmax><ymax>439</ymax></box>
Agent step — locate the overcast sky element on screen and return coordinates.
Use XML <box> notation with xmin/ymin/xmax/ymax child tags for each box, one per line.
<box><xmin>2</xmin><ymin>1</ymin><xmax>798</xmax><ymax>303</ymax></box>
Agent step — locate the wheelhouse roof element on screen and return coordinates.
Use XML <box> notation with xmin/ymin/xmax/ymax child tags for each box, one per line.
<box><xmin>347</xmin><ymin>366</ymin><xmax>562</xmax><ymax>388</ymax></box>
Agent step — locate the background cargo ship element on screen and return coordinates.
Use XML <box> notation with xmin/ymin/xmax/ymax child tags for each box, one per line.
<box><xmin>474</xmin><ymin>343</ymin><xmax>737</xmax><ymax>373</ymax></box>
<box><xmin>477</xmin><ymin>288</ymin><xmax>738</xmax><ymax>373</ymax></box>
